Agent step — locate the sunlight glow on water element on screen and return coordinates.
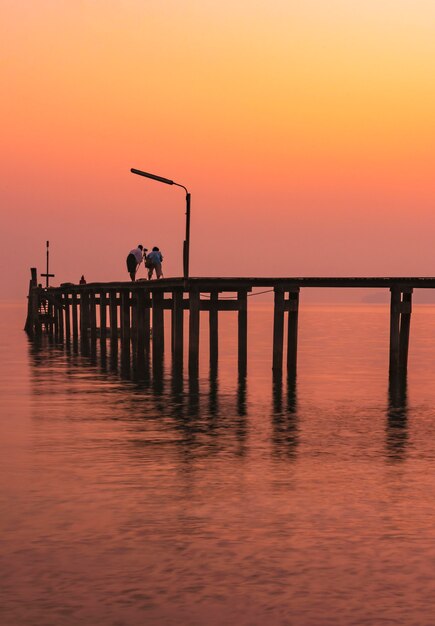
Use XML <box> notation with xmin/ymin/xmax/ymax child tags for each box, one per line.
<box><xmin>2</xmin><ymin>302</ymin><xmax>435</xmax><ymax>625</ymax></box>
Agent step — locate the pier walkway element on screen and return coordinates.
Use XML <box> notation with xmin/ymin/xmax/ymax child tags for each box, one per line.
<box><xmin>25</xmin><ymin>271</ymin><xmax>434</xmax><ymax>380</ymax></box>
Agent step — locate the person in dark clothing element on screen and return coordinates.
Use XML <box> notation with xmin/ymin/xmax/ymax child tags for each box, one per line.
<box><xmin>126</xmin><ymin>244</ymin><xmax>144</xmax><ymax>281</ymax></box>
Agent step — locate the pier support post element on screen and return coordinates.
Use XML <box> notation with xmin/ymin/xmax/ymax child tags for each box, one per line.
<box><xmin>209</xmin><ymin>291</ymin><xmax>219</xmax><ymax>370</ymax></box>
<box><xmin>72</xmin><ymin>292</ymin><xmax>78</xmax><ymax>343</ymax></box>
<box><xmin>286</xmin><ymin>288</ymin><xmax>300</xmax><ymax>377</ymax></box>
<box><xmin>80</xmin><ymin>291</ymin><xmax>90</xmax><ymax>353</ymax></box>
<box><xmin>189</xmin><ymin>288</ymin><xmax>200</xmax><ymax>376</ymax></box>
<box><xmin>121</xmin><ymin>291</ymin><xmax>131</xmax><ymax>346</ymax></box>
<box><xmin>135</xmin><ymin>289</ymin><xmax>148</xmax><ymax>358</ymax></box>
<box><xmin>238</xmin><ymin>290</ymin><xmax>248</xmax><ymax>376</ymax></box>
<box><xmin>399</xmin><ymin>289</ymin><xmax>412</xmax><ymax>371</ymax></box>
<box><xmin>172</xmin><ymin>289</ymin><xmax>184</xmax><ymax>368</ymax></box>
<box><xmin>273</xmin><ymin>288</ymin><xmax>285</xmax><ymax>372</ymax></box>
<box><xmin>144</xmin><ymin>291</ymin><xmax>151</xmax><ymax>353</ymax></box>
<box><xmin>24</xmin><ymin>268</ymin><xmax>38</xmax><ymax>335</ymax></box>
<box><xmin>90</xmin><ymin>291</ymin><xmax>97</xmax><ymax>344</ymax></box>
<box><xmin>131</xmin><ymin>290</ymin><xmax>138</xmax><ymax>348</ymax></box>
<box><xmin>389</xmin><ymin>287</ymin><xmax>413</xmax><ymax>377</ymax></box>
<box><xmin>109</xmin><ymin>291</ymin><xmax>118</xmax><ymax>344</ymax></box>
<box><xmin>152</xmin><ymin>290</ymin><xmax>164</xmax><ymax>364</ymax></box>
<box><xmin>100</xmin><ymin>291</ymin><xmax>107</xmax><ymax>343</ymax></box>
<box><xmin>64</xmin><ymin>293</ymin><xmax>71</xmax><ymax>343</ymax></box>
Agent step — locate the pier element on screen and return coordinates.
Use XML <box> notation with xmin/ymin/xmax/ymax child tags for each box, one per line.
<box><xmin>25</xmin><ymin>270</ymin><xmax>435</xmax><ymax>380</ymax></box>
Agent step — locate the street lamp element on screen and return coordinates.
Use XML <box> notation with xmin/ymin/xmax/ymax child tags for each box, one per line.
<box><xmin>130</xmin><ymin>168</ymin><xmax>191</xmax><ymax>280</ymax></box>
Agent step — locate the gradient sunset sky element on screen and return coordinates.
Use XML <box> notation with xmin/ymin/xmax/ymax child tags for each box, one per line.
<box><xmin>2</xmin><ymin>0</ymin><xmax>435</xmax><ymax>299</ymax></box>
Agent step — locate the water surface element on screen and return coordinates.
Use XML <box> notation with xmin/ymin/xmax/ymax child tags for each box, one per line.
<box><xmin>2</xmin><ymin>301</ymin><xmax>435</xmax><ymax>625</ymax></box>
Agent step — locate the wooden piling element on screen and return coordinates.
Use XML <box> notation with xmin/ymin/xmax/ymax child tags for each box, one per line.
<box><xmin>144</xmin><ymin>290</ymin><xmax>151</xmax><ymax>353</ymax></box>
<box><xmin>152</xmin><ymin>290</ymin><xmax>164</xmax><ymax>362</ymax></box>
<box><xmin>399</xmin><ymin>289</ymin><xmax>413</xmax><ymax>371</ymax></box>
<box><xmin>389</xmin><ymin>287</ymin><xmax>401</xmax><ymax>375</ymax></box>
<box><xmin>273</xmin><ymin>288</ymin><xmax>285</xmax><ymax>372</ymax></box>
<box><xmin>89</xmin><ymin>291</ymin><xmax>97</xmax><ymax>343</ymax></box>
<box><xmin>121</xmin><ymin>290</ymin><xmax>131</xmax><ymax>345</ymax></box>
<box><xmin>238</xmin><ymin>290</ymin><xmax>248</xmax><ymax>375</ymax></box>
<box><xmin>109</xmin><ymin>291</ymin><xmax>118</xmax><ymax>343</ymax></box>
<box><xmin>64</xmin><ymin>293</ymin><xmax>71</xmax><ymax>342</ymax></box>
<box><xmin>189</xmin><ymin>288</ymin><xmax>200</xmax><ymax>375</ymax></box>
<box><xmin>209</xmin><ymin>291</ymin><xmax>219</xmax><ymax>369</ymax></box>
<box><xmin>72</xmin><ymin>292</ymin><xmax>78</xmax><ymax>342</ymax></box>
<box><xmin>24</xmin><ymin>268</ymin><xmax>38</xmax><ymax>334</ymax></box>
<box><xmin>172</xmin><ymin>289</ymin><xmax>184</xmax><ymax>367</ymax></box>
<box><xmin>80</xmin><ymin>291</ymin><xmax>90</xmax><ymax>341</ymax></box>
<box><xmin>131</xmin><ymin>291</ymin><xmax>138</xmax><ymax>347</ymax></box>
<box><xmin>136</xmin><ymin>289</ymin><xmax>146</xmax><ymax>355</ymax></box>
<box><xmin>287</xmin><ymin>289</ymin><xmax>300</xmax><ymax>376</ymax></box>
<box><xmin>99</xmin><ymin>291</ymin><xmax>107</xmax><ymax>341</ymax></box>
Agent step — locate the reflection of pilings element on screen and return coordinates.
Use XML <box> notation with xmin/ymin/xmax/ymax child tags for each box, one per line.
<box><xmin>237</xmin><ymin>372</ymin><xmax>247</xmax><ymax>416</ymax></box>
<box><xmin>272</xmin><ymin>371</ymin><xmax>298</xmax><ymax>458</ymax></box>
<box><xmin>386</xmin><ymin>374</ymin><xmax>408</xmax><ymax>462</ymax></box>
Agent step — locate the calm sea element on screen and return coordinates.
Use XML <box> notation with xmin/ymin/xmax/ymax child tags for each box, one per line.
<box><xmin>2</xmin><ymin>300</ymin><xmax>435</xmax><ymax>626</ymax></box>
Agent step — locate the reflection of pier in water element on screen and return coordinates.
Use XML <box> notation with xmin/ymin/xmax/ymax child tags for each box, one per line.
<box><xmin>28</xmin><ymin>334</ymin><xmax>410</xmax><ymax>464</ymax></box>
<box><xmin>25</xmin><ymin>270</ymin><xmax>435</xmax><ymax>381</ymax></box>
<box><xmin>28</xmin><ymin>339</ymin><xmax>250</xmax><ymax>459</ymax></box>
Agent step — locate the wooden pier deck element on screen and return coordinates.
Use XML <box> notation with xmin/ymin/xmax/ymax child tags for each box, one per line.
<box><xmin>25</xmin><ymin>271</ymin><xmax>435</xmax><ymax>381</ymax></box>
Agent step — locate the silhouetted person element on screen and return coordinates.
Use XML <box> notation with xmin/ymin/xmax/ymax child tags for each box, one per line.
<box><xmin>146</xmin><ymin>246</ymin><xmax>164</xmax><ymax>280</ymax></box>
<box><xmin>126</xmin><ymin>244</ymin><xmax>144</xmax><ymax>281</ymax></box>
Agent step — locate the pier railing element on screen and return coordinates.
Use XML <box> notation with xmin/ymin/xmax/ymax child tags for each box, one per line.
<box><xmin>25</xmin><ymin>270</ymin><xmax>435</xmax><ymax>380</ymax></box>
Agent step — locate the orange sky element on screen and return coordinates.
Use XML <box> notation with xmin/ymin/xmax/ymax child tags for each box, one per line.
<box><xmin>2</xmin><ymin>0</ymin><xmax>435</xmax><ymax>300</ymax></box>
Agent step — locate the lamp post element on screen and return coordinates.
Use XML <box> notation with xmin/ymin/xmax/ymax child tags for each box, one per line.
<box><xmin>130</xmin><ymin>168</ymin><xmax>191</xmax><ymax>280</ymax></box>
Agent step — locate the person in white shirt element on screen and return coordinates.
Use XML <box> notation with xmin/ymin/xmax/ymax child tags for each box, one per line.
<box><xmin>126</xmin><ymin>244</ymin><xmax>144</xmax><ymax>281</ymax></box>
<box><xmin>145</xmin><ymin>246</ymin><xmax>164</xmax><ymax>280</ymax></box>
